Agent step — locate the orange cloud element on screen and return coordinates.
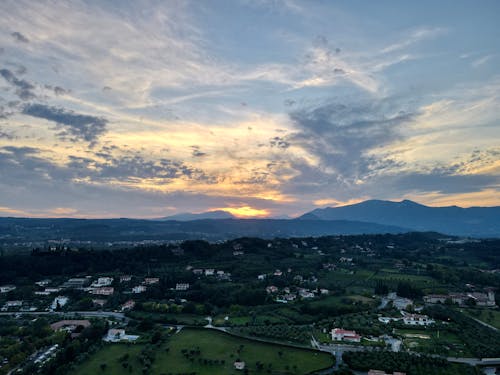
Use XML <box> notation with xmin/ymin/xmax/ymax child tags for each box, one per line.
<box><xmin>213</xmin><ymin>206</ymin><xmax>270</xmax><ymax>218</ymax></box>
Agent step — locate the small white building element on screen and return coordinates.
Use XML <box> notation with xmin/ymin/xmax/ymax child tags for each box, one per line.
<box><xmin>91</xmin><ymin>277</ymin><xmax>113</xmax><ymax>287</ymax></box>
<box><xmin>0</xmin><ymin>285</ymin><xmax>16</xmax><ymax>293</ymax></box>
<box><xmin>234</xmin><ymin>360</ymin><xmax>246</xmax><ymax>370</ymax></box>
<box><xmin>402</xmin><ymin>313</ymin><xmax>434</xmax><ymax>326</ymax></box>
<box><xmin>132</xmin><ymin>285</ymin><xmax>147</xmax><ymax>293</ymax></box>
<box><xmin>103</xmin><ymin>329</ymin><xmax>139</xmax><ymax>342</ymax></box>
<box><xmin>50</xmin><ymin>296</ymin><xmax>69</xmax><ymax>310</ymax></box>
<box><xmin>176</xmin><ymin>283</ymin><xmax>190</xmax><ymax>291</ymax></box>
<box><xmin>35</xmin><ymin>279</ymin><xmax>51</xmax><ymax>287</ymax></box>
<box><xmin>331</xmin><ymin>328</ymin><xmax>361</xmax><ymax>342</ymax></box>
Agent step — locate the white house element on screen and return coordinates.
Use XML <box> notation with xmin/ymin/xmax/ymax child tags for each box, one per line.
<box><xmin>175</xmin><ymin>283</ymin><xmax>190</xmax><ymax>291</ymax></box>
<box><xmin>402</xmin><ymin>313</ymin><xmax>434</xmax><ymax>326</ymax></box>
<box><xmin>91</xmin><ymin>277</ymin><xmax>113</xmax><ymax>287</ymax></box>
<box><xmin>50</xmin><ymin>296</ymin><xmax>69</xmax><ymax>310</ymax></box>
<box><xmin>331</xmin><ymin>328</ymin><xmax>361</xmax><ymax>342</ymax></box>
<box><xmin>0</xmin><ymin>285</ymin><xmax>16</xmax><ymax>293</ymax></box>
<box><xmin>132</xmin><ymin>285</ymin><xmax>147</xmax><ymax>293</ymax></box>
<box><xmin>103</xmin><ymin>329</ymin><xmax>139</xmax><ymax>342</ymax></box>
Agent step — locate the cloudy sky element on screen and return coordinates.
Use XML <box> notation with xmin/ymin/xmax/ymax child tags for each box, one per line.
<box><xmin>0</xmin><ymin>0</ymin><xmax>499</xmax><ymax>218</ymax></box>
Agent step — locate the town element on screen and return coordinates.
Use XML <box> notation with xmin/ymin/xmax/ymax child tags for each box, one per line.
<box><xmin>0</xmin><ymin>233</ymin><xmax>499</xmax><ymax>374</ymax></box>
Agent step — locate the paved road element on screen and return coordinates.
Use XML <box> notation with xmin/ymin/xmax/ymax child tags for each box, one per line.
<box><xmin>0</xmin><ymin>310</ymin><xmax>128</xmax><ymax>321</ymax></box>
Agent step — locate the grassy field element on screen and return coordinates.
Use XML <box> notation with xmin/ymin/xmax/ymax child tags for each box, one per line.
<box><xmin>72</xmin><ymin>328</ymin><xmax>334</xmax><ymax>375</ymax></box>
<box><xmin>463</xmin><ymin>308</ymin><xmax>500</xmax><ymax>329</ymax></box>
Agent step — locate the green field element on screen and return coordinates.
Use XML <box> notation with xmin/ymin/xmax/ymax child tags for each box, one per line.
<box><xmin>72</xmin><ymin>328</ymin><xmax>334</xmax><ymax>375</ymax></box>
<box><xmin>463</xmin><ymin>308</ymin><xmax>500</xmax><ymax>329</ymax></box>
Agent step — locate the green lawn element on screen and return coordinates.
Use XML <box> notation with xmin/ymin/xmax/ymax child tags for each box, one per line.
<box><xmin>71</xmin><ymin>328</ymin><xmax>334</xmax><ymax>375</ymax></box>
<box><xmin>463</xmin><ymin>308</ymin><xmax>500</xmax><ymax>329</ymax></box>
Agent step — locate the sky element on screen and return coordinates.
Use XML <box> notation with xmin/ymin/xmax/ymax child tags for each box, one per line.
<box><xmin>0</xmin><ymin>0</ymin><xmax>499</xmax><ymax>218</ymax></box>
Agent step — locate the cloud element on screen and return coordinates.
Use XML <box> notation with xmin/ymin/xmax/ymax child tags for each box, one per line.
<box><xmin>0</xmin><ymin>68</ymin><xmax>36</xmax><ymax>100</ymax></box>
<box><xmin>289</xmin><ymin>97</ymin><xmax>417</xmax><ymax>183</ymax></box>
<box><xmin>190</xmin><ymin>145</ymin><xmax>207</xmax><ymax>157</ymax></box>
<box><xmin>269</xmin><ymin>136</ymin><xmax>290</xmax><ymax>149</ymax></box>
<box><xmin>11</xmin><ymin>31</ymin><xmax>29</xmax><ymax>43</ymax></box>
<box><xmin>22</xmin><ymin>103</ymin><xmax>108</xmax><ymax>144</ymax></box>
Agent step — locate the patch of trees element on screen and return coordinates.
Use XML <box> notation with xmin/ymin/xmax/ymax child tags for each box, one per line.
<box><xmin>343</xmin><ymin>351</ymin><xmax>481</xmax><ymax>375</ymax></box>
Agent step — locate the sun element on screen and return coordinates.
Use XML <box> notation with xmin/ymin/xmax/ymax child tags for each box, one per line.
<box><xmin>215</xmin><ymin>206</ymin><xmax>270</xmax><ymax>218</ymax></box>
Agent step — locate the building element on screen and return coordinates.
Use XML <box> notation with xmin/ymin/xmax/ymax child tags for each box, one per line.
<box><xmin>2</xmin><ymin>301</ymin><xmax>23</xmax><ymax>310</ymax></box>
<box><xmin>331</xmin><ymin>328</ymin><xmax>361</xmax><ymax>342</ymax></box>
<box><xmin>402</xmin><ymin>313</ymin><xmax>434</xmax><ymax>326</ymax></box>
<box><xmin>121</xmin><ymin>300</ymin><xmax>135</xmax><ymax>311</ymax></box>
<box><xmin>50</xmin><ymin>320</ymin><xmax>91</xmax><ymax>338</ymax></box>
<box><xmin>50</xmin><ymin>296</ymin><xmax>69</xmax><ymax>310</ymax></box>
<box><xmin>92</xmin><ymin>299</ymin><xmax>107</xmax><ymax>307</ymax></box>
<box><xmin>103</xmin><ymin>329</ymin><xmax>139</xmax><ymax>342</ymax></box>
<box><xmin>266</xmin><ymin>285</ymin><xmax>278</xmax><ymax>294</ymax></box>
<box><xmin>35</xmin><ymin>279</ymin><xmax>51</xmax><ymax>287</ymax></box>
<box><xmin>176</xmin><ymin>283</ymin><xmax>190</xmax><ymax>291</ymax></box>
<box><xmin>132</xmin><ymin>285</ymin><xmax>146</xmax><ymax>293</ymax></box>
<box><xmin>91</xmin><ymin>277</ymin><xmax>113</xmax><ymax>287</ymax></box>
<box><xmin>144</xmin><ymin>277</ymin><xmax>160</xmax><ymax>285</ymax></box>
<box><xmin>0</xmin><ymin>285</ymin><xmax>16</xmax><ymax>293</ymax></box>
<box><xmin>424</xmin><ymin>291</ymin><xmax>496</xmax><ymax>307</ymax></box>
<box><xmin>234</xmin><ymin>360</ymin><xmax>246</xmax><ymax>370</ymax></box>
<box><xmin>204</xmin><ymin>269</ymin><xmax>215</xmax><ymax>276</ymax></box>
<box><xmin>119</xmin><ymin>275</ymin><xmax>132</xmax><ymax>283</ymax></box>
<box><xmin>257</xmin><ymin>274</ymin><xmax>267</xmax><ymax>280</ymax></box>
<box><xmin>61</xmin><ymin>278</ymin><xmax>88</xmax><ymax>289</ymax></box>
<box><xmin>90</xmin><ymin>287</ymin><xmax>114</xmax><ymax>296</ymax></box>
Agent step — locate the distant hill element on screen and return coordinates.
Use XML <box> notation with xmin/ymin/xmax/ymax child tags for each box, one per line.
<box><xmin>299</xmin><ymin>199</ymin><xmax>500</xmax><ymax>237</ymax></box>
<box><xmin>0</xmin><ymin>217</ymin><xmax>408</xmax><ymax>246</ymax></box>
<box><xmin>159</xmin><ymin>210</ymin><xmax>235</xmax><ymax>221</ymax></box>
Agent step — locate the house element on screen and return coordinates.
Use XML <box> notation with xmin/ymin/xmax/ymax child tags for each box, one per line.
<box><xmin>402</xmin><ymin>313</ymin><xmax>434</xmax><ymax>326</ymax></box>
<box><xmin>176</xmin><ymin>283</ymin><xmax>190</xmax><ymax>291</ymax></box>
<box><xmin>257</xmin><ymin>274</ymin><xmax>267</xmax><ymax>280</ymax></box>
<box><xmin>298</xmin><ymin>288</ymin><xmax>315</xmax><ymax>299</ymax></box>
<box><xmin>119</xmin><ymin>275</ymin><xmax>132</xmax><ymax>283</ymax></box>
<box><xmin>234</xmin><ymin>360</ymin><xmax>246</xmax><ymax>370</ymax></box>
<box><xmin>204</xmin><ymin>269</ymin><xmax>215</xmax><ymax>276</ymax></box>
<box><xmin>90</xmin><ymin>287</ymin><xmax>114</xmax><ymax>296</ymax></box>
<box><xmin>50</xmin><ymin>296</ymin><xmax>69</xmax><ymax>310</ymax></box>
<box><xmin>92</xmin><ymin>299</ymin><xmax>107</xmax><ymax>307</ymax></box>
<box><xmin>266</xmin><ymin>285</ymin><xmax>278</xmax><ymax>294</ymax></box>
<box><xmin>193</xmin><ymin>269</ymin><xmax>203</xmax><ymax>275</ymax></box>
<box><xmin>35</xmin><ymin>279</ymin><xmax>51</xmax><ymax>287</ymax></box>
<box><xmin>103</xmin><ymin>329</ymin><xmax>139</xmax><ymax>342</ymax></box>
<box><xmin>2</xmin><ymin>300</ymin><xmax>23</xmax><ymax>310</ymax></box>
<box><xmin>61</xmin><ymin>278</ymin><xmax>88</xmax><ymax>289</ymax></box>
<box><xmin>274</xmin><ymin>269</ymin><xmax>283</xmax><ymax>276</ymax></box>
<box><xmin>378</xmin><ymin>317</ymin><xmax>401</xmax><ymax>324</ymax></box>
<box><xmin>132</xmin><ymin>285</ymin><xmax>147</xmax><ymax>293</ymax></box>
<box><xmin>424</xmin><ymin>291</ymin><xmax>496</xmax><ymax>307</ymax></box>
<box><xmin>320</xmin><ymin>289</ymin><xmax>329</xmax><ymax>295</ymax></box>
<box><xmin>91</xmin><ymin>277</ymin><xmax>113</xmax><ymax>287</ymax></box>
<box><xmin>331</xmin><ymin>328</ymin><xmax>361</xmax><ymax>342</ymax></box>
<box><xmin>0</xmin><ymin>285</ymin><xmax>16</xmax><ymax>293</ymax></box>
<box><xmin>144</xmin><ymin>277</ymin><xmax>160</xmax><ymax>285</ymax></box>
<box><xmin>121</xmin><ymin>300</ymin><xmax>135</xmax><ymax>311</ymax></box>
<box><xmin>50</xmin><ymin>320</ymin><xmax>91</xmax><ymax>338</ymax></box>
<box><xmin>233</xmin><ymin>251</ymin><xmax>244</xmax><ymax>256</ymax></box>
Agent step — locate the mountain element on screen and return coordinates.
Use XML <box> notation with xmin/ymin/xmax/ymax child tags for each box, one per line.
<box><xmin>159</xmin><ymin>210</ymin><xmax>235</xmax><ymax>221</ymax></box>
<box><xmin>299</xmin><ymin>199</ymin><xmax>500</xmax><ymax>237</ymax></box>
<box><xmin>0</xmin><ymin>217</ymin><xmax>408</xmax><ymax>247</ymax></box>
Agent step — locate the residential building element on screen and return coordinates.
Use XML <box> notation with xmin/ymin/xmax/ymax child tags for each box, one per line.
<box><xmin>50</xmin><ymin>320</ymin><xmax>91</xmax><ymax>338</ymax></box>
<box><xmin>331</xmin><ymin>328</ymin><xmax>361</xmax><ymax>342</ymax></box>
<box><xmin>234</xmin><ymin>360</ymin><xmax>246</xmax><ymax>370</ymax></box>
<box><xmin>144</xmin><ymin>277</ymin><xmax>160</xmax><ymax>285</ymax></box>
<box><xmin>90</xmin><ymin>287</ymin><xmax>114</xmax><ymax>296</ymax></box>
<box><xmin>35</xmin><ymin>279</ymin><xmax>51</xmax><ymax>287</ymax></box>
<box><xmin>91</xmin><ymin>277</ymin><xmax>113</xmax><ymax>287</ymax></box>
<box><xmin>120</xmin><ymin>275</ymin><xmax>132</xmax><ymax>283</ymax></box>
<box><xmin>0</xmin><ymin>285</ymin><xmax>16</xmax><ymax>293</ymax></box>
<box><xmin>103</xmin><ymin>329</ymin><xmax>139</xmax><ymax>342</ymax></box>
<box><xmin>121</xmin><ymin>300</ymin><xmax>135</xmax><ymax>311</ymax></box>
<box><xmin>61</xmin><ymin>278</ymin><xmax>88</xmax><ymax>289</ymax></box>
<box><xmin>50</xmin><ymin>296</ymin><xmax>69</xmax><ymax>310</ymax></box>
<box><xmin>402</xmin><ymin>313</ymin><xmax>434</xmax><ymax>326</ymax></box>
<box><xmin>266</xmin><ymin>285</ymin><xmax>278</xmax><ymax>294</ymax></box>
<box><xmin>132</xmin><ymin>285</ymin><xmax>146</xmax><ymax>294</ymax></box>
<box><xmin>92</xmin><ymin>299</ymin><xmax>107</xmax><ymax>307</ymax></box>
<box><xmin>176</xmin><ymin>283</ymin><xmax>190</xmax><ymax>291</ymax></box>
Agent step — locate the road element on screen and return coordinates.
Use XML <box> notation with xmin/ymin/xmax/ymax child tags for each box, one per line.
<box><xmin>0</xmin><ymin>310</ymin><xmax>128</xmax><ymax>321</ymax></box>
